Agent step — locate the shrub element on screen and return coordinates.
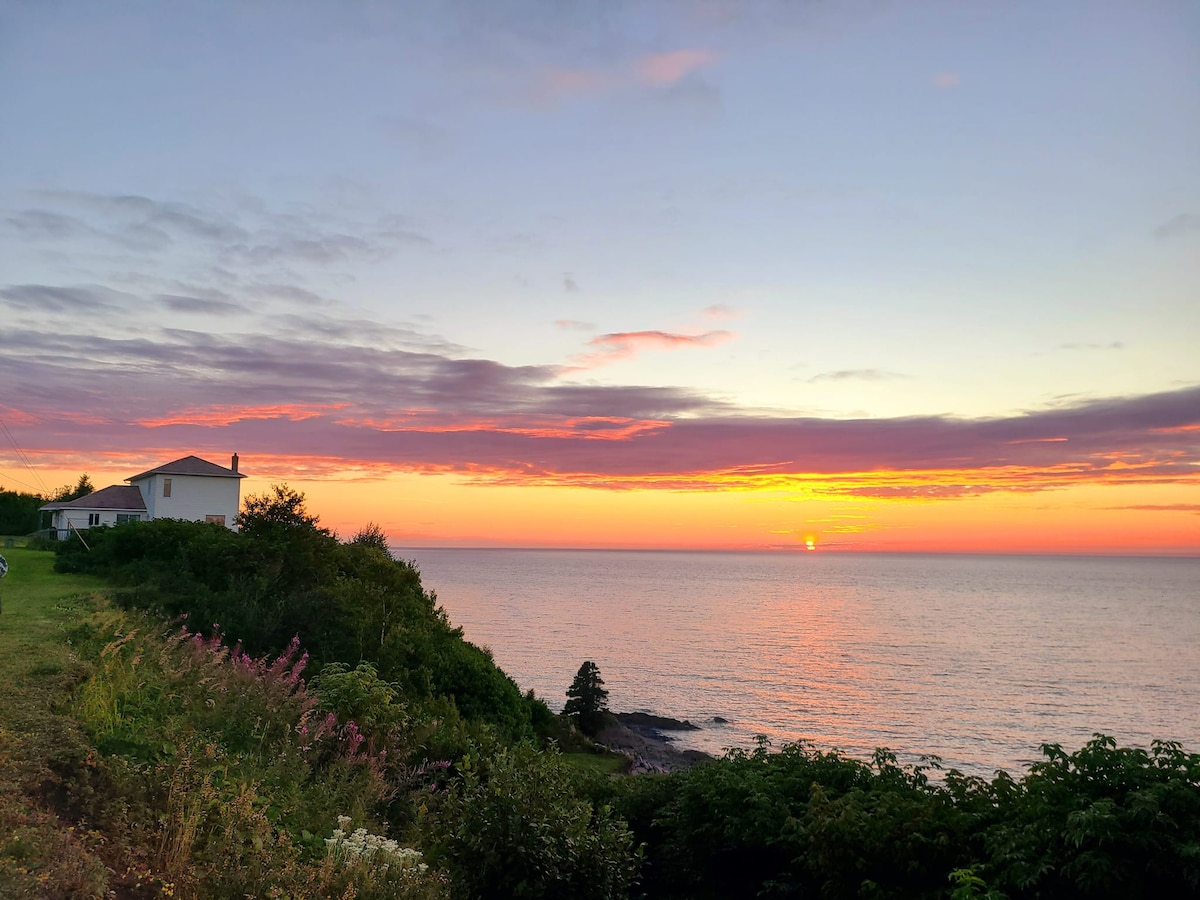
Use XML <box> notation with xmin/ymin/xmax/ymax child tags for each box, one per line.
<box><xmin>430</xmin><ymin>742</ymin><xmax>639</xmax><ymax>900</ymax></box>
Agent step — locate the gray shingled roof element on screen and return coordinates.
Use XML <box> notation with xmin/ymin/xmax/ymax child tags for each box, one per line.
<box><xmin>127</xmin><ymin>455</ymin><xmax>245</xmax><ymax>481</ymax></box>
<box><xmin>40</xmin><ymin>484</ymin><xmax>147</xmax><ymax>512</ymax></box>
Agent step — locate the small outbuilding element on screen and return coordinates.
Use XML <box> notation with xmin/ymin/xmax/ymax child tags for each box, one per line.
<box><xmin>40</xmin><ymin>454</ymin><xmax>246</xmax><ymax>537</ymax></box>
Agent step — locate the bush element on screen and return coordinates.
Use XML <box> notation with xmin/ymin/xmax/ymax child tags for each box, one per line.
<box><xmin>982</xmin><ymin>735</ymin><xmax>1200</xmax><ymax>898</ymax></box>
<box><xmin>430</xmin><ymin>742</ymin><xmax>639</xmax><ymax>900</ymax></box>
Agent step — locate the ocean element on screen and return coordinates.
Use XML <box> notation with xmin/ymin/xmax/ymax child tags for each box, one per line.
<box><xmin>406</xmin><ymin>549</ymin><xmax>1200</xmax><ymax>776</ymax></box>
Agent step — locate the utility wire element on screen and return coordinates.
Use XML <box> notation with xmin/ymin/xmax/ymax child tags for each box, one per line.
<box><xmin>0</xmin><ymin>416</ymin><xmax>50</xmax><ymax>495</ymax></box>
<box><xmin>0</xmin><ymin>467</ymin><xmax>47</xmax><ymax>494</ymax></box>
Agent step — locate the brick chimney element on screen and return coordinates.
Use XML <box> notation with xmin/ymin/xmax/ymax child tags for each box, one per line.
<box><xmin>231</xmin><ymin>452</ymin><xmax>239</xmax><ymax>473</ymax></box>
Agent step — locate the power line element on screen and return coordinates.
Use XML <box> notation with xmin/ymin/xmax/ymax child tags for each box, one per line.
<box><xmin>0</xmin><ymin>417</ymin><xmax>50</xmax><ymax>495</ymax></box>
<box><xmin>0</xmin><ymin>468</ymin><xmax>47</xmax><ymax>494</ymax></box>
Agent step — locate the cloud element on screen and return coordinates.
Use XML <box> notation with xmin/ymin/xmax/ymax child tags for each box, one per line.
<box><xmin>1</xmin><ymin>284</ymin><xmax>125</xmax><ymax>313</ymax></box>
<box><xmin>247</xmin><ymin>283</ymin><xmax>330</xmax><ymax>306</ymax></box>
<box><xmin>563</xmin><ymin>273</ymin><xmax>580</xmax><ymax>292</ymax></box>
<box><xmin>1101</xmin><ymin>504</ymin><xmax>1200</xmax><ymax>514</ymax></box>
<box><xmin>555</xmin><ymin>319</ymin><xmax>595</xmax><ymax>331</ymax></box>
<box><xmin>808</xmin><ymin>369</ymin><xmax>908</xmax><ymax>383</ymax></box>
<box><xmin>640</xmin><ymin>79</ymin><xmax>722</xmax><ymax>123</ymax></box>
<box><xmin>576</xmin><ymin>329</ymin><xmax>736</xmax><ymax>366</ymax></box>
<box><xmin>932</xmin><ymin>72</ymin><xmax>960</xmax><ymax>89</ymax></box>
<box><xmin>157</xmin><ymin>294</ymin><xmax>246</xmax><ymax>315</ymax></box>
<box><xmin>3</xmin><ymin>305</ymin><xmax>1198</xmax><ymax>501</ymax></box>
<box><xmin>8</xmin><ymin>189</ymin><xmax>432</xmax><ymax>269</ymax></box>
<box><xmin>379</xmin><ymin>115</ymin><xmax>454</xmax><ymax>161</ymax></box>
<box><xmin>534</xmin><ymin>47</ymin><xmax>718</xmax><ymax>103</ymax></box>
<box><xmin>702</xmin><ymin>304</ymin><xmax>740</xmax><ymax>320</ymax></box>
<box><xmin>538</xmin><ymin>67</ymin><xmax>613</xmax><ymax>102</ymax></box>
<box><xmin>634</xmin><ymin>49</ymin><xmax>719</xmax><ymax>86</ymax></box>
<box><xmin>4</xmin><ymin>209</ymin><xmax>98</xmax><ymax>241</ymax></box>
<box><xmin>1154</xmin><ymin>213</ymin><xmax>1200</xmax><ymax>240</ymax></box>
<box><xmin>1061</xmin><ymin>341</ymin><xmax>1124</xmax><ymax>351</ymax></box>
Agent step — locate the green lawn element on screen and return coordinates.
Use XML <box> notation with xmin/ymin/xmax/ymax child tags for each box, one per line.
<box><xmin>562</xmin><ymin>751</ymin><xmax>631</xmax><ymax>776</ymax></box>
<box><xmin>0</xmin><ymin>547</ymin><xmax>113</xmax><ymax>898</ymax></box>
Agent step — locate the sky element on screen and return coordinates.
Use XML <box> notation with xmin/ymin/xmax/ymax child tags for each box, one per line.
<box><xmin>1</xmin><ymin>0</ymin><xmax>1198</xmax><ymax>554</ymax></box>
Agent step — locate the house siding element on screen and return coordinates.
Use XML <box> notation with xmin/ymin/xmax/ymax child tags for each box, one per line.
<box><xmin>131</xmin><ymin>474</ymin><xmax>240</xmax><ymax>530</ymax></box>
<box><xmin>51</xmin><ymin>509</ymin><xmax>146</xmax><ymax>532</ymax></box>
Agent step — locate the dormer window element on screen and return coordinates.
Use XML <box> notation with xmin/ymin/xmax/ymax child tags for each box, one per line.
<box><xmin>163</xmin><ymin>478</ymin><xmax>172</xmax><ymax>498</ymax></box>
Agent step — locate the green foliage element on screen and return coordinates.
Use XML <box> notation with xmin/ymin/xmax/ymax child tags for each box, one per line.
<box><xmin>981</xmin><ymin>735</ymin><xmax>1200</xmax><ymax>898</ymax></box>
<box><xmin>311</xmin><ymin>661</ymin><xmax>408</xmax><ymax>740</ymax></box>
<box><xmin>51</xmin><ymin>473</ymin><xmax>94</xmax><ymax>503</ymax></box>
<box><xmin>54</xmin><ymin>489</ymin><xmax>543</xmax><ymax>743</ymax></box>
<box><xmin>615</xmin><ymin>734</ymin><xmax>1200</xmax><ymax>900</ymax></box>
<box><xmin>27</xmin><ymin>503</ymin><xmax>1200</xmax><ymax>900</ymax></box>
<box><xmin>430</xmin><ymin>743</ymin><xmax>639</xmax><ymax>900</ymax></box>
<box><xmin>350</xmin><ymin>521</ymin><xmax>392</xmax><ymax>555</ymax></box>
<box><xmin>236</xmin><ymin>483</ymin><xmax>328</xmax><ymax>538</ymax></box>
<box><xmin>0</xmin><ymin>486</ymin><xmax>44</xmax><ymax>534</ymax></box>
<box><xmin>564</xmin><ymin>660</ymin><xmax>609</xmax><ymax>735</ymax></box>
<box><xmin>67</xmin><ymin>610</ymin><xmax>429</xmax><ymax>896</ymax></box>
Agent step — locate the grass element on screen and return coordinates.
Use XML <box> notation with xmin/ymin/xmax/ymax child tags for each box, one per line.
<box><xmin>0</xmin><ymin>547</ymin><xmax>114</xmax><ymax>898</ymax></box>
<box><xmin>562</xmin><ymin>751</ymin><xmax>631</xmax><ymax>776</ymax></box>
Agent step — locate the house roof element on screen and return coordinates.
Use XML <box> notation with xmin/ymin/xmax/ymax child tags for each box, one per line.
<box><xmin>40</xmin><ymin>484</ymin><xmax>147</xmax><ymax>512</ymax></box>
<box><xmin>127</xmin><ymin>455</ymin><xmax>245</xmax><ymax>482</ymax></box>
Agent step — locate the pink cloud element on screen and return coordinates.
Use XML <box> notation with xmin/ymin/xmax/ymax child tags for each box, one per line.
<box><xmin>634</xmin><ymin>49</ymin><xmax>719</xmax><ymax>86</ymax></box>
<box><xmin>575</xmin><ymin>329</ymin><xmax>735</xmax><ymax>367</ymax></box>
<box><xmin>702</xmin><ymin>304</ymin><xmax>740</xmax><ymax>320</ymax></box>
<box><xmin>5</xmin><ymin>314</ymin><xmax>1198</xmax><ymax>503</ymax></box>
<box><xmin>534</xmin><ymin>48</ymin><xmax>718</xmax><ymax>103</ymax></box>
<box><xmin>537</xmin><ymin>67</ymin><xmax>614</xmax><ymax>103</ymax></box>
<box><xmin>933</xmin><ymin>72</ymin><xmax>961</xmax><ymax>89</ymax></box>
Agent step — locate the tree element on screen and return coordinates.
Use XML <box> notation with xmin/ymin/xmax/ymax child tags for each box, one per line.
<box><xmin>52</xmin><ymin>473</ymin><xmax>94</xmax><ymax>503</ymax></box>
<box><xmin>564</xmin><ymin>660</ymin><xmax>609</xmax><ymax>734</ymax></box>
<box><xmin>0</xmin><ymin>487</ymin><xmax>44</xmax><ymax>534</ymax></box>
<box><xmin>236</xmin><ymin>484</ymin><xmax>328</xmax><ymax>538</ymax></box>
<box><xmin>348</xmin><ymin>522</ymin><xmax>392</xmax><ymax>557</ymax></box>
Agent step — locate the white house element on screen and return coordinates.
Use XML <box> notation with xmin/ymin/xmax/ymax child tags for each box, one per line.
<box><xmin>41</xmin><ymin>454</ymin><xmax>246</xmax><ymax>535</ymax></box>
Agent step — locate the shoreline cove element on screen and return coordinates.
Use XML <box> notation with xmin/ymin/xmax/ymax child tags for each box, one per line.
<box><xmin>600</xmin><ymin>713</ymin><xmax>713</xmax><ymax>774</ymax></box>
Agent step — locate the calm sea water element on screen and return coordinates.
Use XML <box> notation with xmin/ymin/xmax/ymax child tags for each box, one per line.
<box><xmin>406</xmin><ymin>549</ymin><xmax>1200</xmax><ymax>776</ymax></box>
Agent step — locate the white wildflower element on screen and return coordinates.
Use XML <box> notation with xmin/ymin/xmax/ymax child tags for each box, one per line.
<box><xmin>325</xmin><ymin>816</ymin><xmax>430</xmax><ymax>878</ymax></box>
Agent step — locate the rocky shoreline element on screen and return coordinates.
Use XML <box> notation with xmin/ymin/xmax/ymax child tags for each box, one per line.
<box><xmin>595</xmin><ymin>712</ymin><xmax>714</xmax><ymax>774</ymax></box>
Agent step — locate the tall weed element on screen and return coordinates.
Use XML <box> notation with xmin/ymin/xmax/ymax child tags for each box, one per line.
<box><xmin>71</xmin><ymin>611</ymin><xmax>444</xmax><ymax>898</ymax></box>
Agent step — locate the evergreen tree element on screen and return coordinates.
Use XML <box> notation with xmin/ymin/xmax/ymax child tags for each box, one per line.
<box><xmin>564</xmin><ymin>660</ymin><xmax>609</xmax><ymax>734</ymax></box>
<box><xmin>52</xmin><ymin>473</ymin><xmax>94</xmax><ymax>502</ymax></box>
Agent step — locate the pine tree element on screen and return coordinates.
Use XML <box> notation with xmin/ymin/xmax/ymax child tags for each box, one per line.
<box><xmin>564</xmin><ymin>660</ymin><xmax>609</xmax><ymax>734</ymax></box>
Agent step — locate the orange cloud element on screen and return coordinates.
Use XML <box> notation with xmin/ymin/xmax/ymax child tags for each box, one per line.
<box><xmin>341</xmin><ymin>413</ymin><xmax>670</xmax><ymax>442</ymax></box>
<box><xmin>136</xmin><ymin>404</ymin><xmax>347</xmax><ymax>428</ymax></box>
<box><xmin>574</xmin><ymin>329</ymin><xmax>735</xmax><ymax>367</ymax></box>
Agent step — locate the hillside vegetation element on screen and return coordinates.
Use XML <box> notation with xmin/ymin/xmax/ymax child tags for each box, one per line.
<box><xmin>1</xmin><ymin>490</ymin><xmax>1197</xmax><ymax>899</ymax></box>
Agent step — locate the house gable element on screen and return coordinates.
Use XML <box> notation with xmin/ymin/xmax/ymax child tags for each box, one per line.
<box><xmin>127</xmin><ymin>455</ymin><xmax>244</xmax><ymax>526</ymax></box>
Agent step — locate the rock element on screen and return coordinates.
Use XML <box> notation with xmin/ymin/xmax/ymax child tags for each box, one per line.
<box><xmin>595</xmin><ymin>718</ymin><xmax>713</xmax><ymax>774</ymax></box>
<box><xmin>712</xmin><ymin>716</ymin><xmax>728</xmax><ymax>724</ymax></box>
<box><xmin>615</xmin><ymin>711</ymin><xmax>701</xmax><ymax>731</ymax></box>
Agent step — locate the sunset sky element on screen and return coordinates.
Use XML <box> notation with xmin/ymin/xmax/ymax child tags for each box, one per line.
<box><xmin>2</xmin><ymin>0</ymin><xmax>1198</xmax><ymax>554</ymax></box>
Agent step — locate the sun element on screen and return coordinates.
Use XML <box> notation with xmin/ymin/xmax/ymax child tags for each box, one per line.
<box><xmin>805</xmin><ymin>538</ymin><xmax>816</xmax><ymax>551</ymax></box>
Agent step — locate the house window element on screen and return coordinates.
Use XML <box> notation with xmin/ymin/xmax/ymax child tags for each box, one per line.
<box><xmin>205</xmin><ymin>515</ymin><xmax>226</xmax><ymax>526</ymax></box>
<box><xmin>116</xmin><ymin>513</ymin><xmax>140</xmax><ymax>524</ymax></box>
<box><xmin>163</xmin><ymin>478</ymin><xmax>172</xmax><ymax>497</ymax></box>
<box><xmin>87</xmin><ymin>513</ymin><xmax>100</xmax><ymax>527</ymax></box>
